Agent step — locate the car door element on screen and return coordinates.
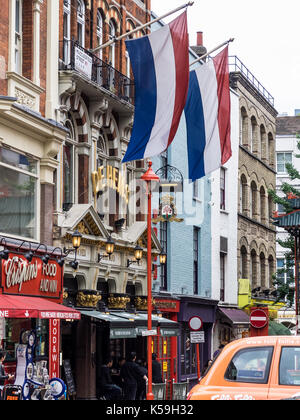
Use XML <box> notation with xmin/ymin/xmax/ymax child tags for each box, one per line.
<box><xmin>268</xmin><ymin>344</ymin><xmax>300</xmax><ymax>400</ymax></box>
<box><xmin>218</xmin><ymin>346</ymin><xmax>274</xmax><ymax>401</ymax></box>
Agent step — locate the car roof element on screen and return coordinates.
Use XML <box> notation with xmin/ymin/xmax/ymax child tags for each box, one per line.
<box><xmin>225</xmin><ymin>336</ymin><xmax>300</xmax><ymax>350</ymax></box>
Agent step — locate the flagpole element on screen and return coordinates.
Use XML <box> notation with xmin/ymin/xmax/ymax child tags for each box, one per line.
<box><xmin>91</xmin><ymin>1</ymin><xmax>195</xmax><ymax>53</ymax></box>
<box><xmin>189</xmin><ymin>38</ymin><xmax>234</xmax><ymax>67</ymax></box>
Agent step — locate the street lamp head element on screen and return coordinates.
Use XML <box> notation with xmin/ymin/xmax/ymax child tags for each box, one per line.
<box><xmin>105</xmin><ymin>236</ymin><xmax>115</xmax><ymax>257</ymax></box>
<box><xmin>72</xmin><ymin>230</ymin><xmax>82</xmax><ymax>250</ymax></box>
<box><xmin>159</xmin><ymin>252</ymin><xmax>167</xmax><ymax>265</ymax></box>
<box><xmin>134</xmin><ymin>244</ymin><xmax>143</xmax><ymax>263</ymax></box>
<box><xmin>141</xmin><ymin>161</ymin><xmax>160</xmax><ymax>183</ymax></box>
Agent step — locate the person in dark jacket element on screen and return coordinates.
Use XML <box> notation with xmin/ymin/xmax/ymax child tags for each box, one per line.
<box><xmin>0</xmin><ymin>351</ymin><xmax>14</xmax><ymax>400</ymax></box>
<box><xmin>152</xmin><ymin>353</ymin><xmax>163</xmax><ymax>383</ymax></box>
<box><xmin>98</xmin><ymin>359</ymin><xmax>122</xmax><ymax>400</ymax></box>
<box><xmin>120</xmin><ymin>352</ymin><xmax>148</xmax><ymax>400</ymax></box>
<box><xmin>136</xmin><ymin>359</ymin><xmax>148</xmax><ymax>400</ymax></box>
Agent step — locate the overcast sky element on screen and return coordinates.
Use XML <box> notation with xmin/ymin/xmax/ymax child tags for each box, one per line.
<box><xmin>151</xmin><ymin>0</ymin><xmax>300</xmax><ymax>116</ymax></box>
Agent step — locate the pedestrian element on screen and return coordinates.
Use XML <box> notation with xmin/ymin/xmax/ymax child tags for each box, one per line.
<box><xmin>213</xmin><ymin>343</ymin><xmax>226</xmax><ymax>359</ymax></box>
<box><xmin>120</xmin><ymin>352</ymin><xmax>148</xmax><ymax>400</ymax></box>
<box><xmin>98</xmin><ymin>359</ymin><xmax>122</xmax><ymax>400</ymax></box>
<box><xmin>136</xmin><ymin>359</ymin><xmax>147</xmax><ymax>400</ymax></box>
<box><xmin>152</xmin><ymin>353</ymin><xmax>163</xmax><ymax>384</ymax></box>
<box><xmin>0</xmin><ymin>351</ymin><xmax>14</xmax><ymax>400</ymax></box>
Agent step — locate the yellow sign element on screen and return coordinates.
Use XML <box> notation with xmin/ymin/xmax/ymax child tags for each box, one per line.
<box><xmin>92</xmin><ymin>165</ymin><xmax>129</xmax><ymax>204</ymax></box>
<box><xmin>163</xmin><ymin>361</ymin><xmax>168</xmax><ymax>372</ymax></box>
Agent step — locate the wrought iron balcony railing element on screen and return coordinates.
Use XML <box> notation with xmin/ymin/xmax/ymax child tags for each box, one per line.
<box><xmin>59</xmin><ymin>40</ymin><xmax>135</xmax><ymax>105</ymax></box>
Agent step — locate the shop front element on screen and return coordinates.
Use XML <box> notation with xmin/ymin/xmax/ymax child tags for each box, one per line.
<box><xmin>0</xmin><ymin>241</ymin><xmax>81</xmax><ymax>400</ymax></box>
<box><xmin>178</xmin><ymin>296</ymin><xmax>218</xmax><ymax>388</ymax></box>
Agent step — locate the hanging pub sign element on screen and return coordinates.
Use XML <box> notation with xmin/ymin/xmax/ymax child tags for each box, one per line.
<box><xmin>0</xmin><ymin>253</ymin><xmax>63</xmax><ymax>300</ymax></box>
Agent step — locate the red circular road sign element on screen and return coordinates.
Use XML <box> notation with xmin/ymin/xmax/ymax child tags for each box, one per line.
<box><xmin>189</xmin><ymin>316</ymin><xmax>203</xmax><ymax>331</ymax></box>
<box><xmin>250</xmin><ymin>309</ymin><xmax>268</xmax><ymax>329</ymax></box>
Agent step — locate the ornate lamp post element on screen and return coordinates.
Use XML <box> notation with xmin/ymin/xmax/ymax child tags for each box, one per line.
<box><xmin>141</xmin><ymin>161</ymin><xmax>160</xmax><ymax>401</ymax></box>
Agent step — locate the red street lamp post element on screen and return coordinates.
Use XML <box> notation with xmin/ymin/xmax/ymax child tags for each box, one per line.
<box><xmin>141</xmin><ymin>161</ymin><xmax>160</xmax><ymax>401</ymax></box>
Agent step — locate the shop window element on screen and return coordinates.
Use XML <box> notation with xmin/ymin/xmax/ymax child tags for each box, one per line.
<box><xmin>0</xmin><ymin>146</ymin><xmax>38</xmax><ymax>239</ymax></box>
<box><xmin>279</xmin><ymin>347</ymin><xmax>300</xmax><ymax>385</ymax></box>
<box><xmin>225</xmin><ymin>347</ymin><xmax>273</xmax><ymax>384</ymax></box>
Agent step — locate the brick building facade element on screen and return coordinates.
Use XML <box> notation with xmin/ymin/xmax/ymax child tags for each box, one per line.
<box><xmin>229</xmin><ymin>59</ymin><xmax>278</xmax><ymax>300</ymax></box>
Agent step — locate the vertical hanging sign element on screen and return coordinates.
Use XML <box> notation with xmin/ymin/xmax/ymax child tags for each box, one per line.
<box><xmin>49</xmin><ymin>319</ymin><xmax>60</xmax><ymax>379</ymax></box>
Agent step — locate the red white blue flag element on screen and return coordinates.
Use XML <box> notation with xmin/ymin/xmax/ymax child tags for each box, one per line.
<box><xmin>184</xmin><ymin>46</ymin><xmax>232</xmax><ymax>181</ymax></box>
<box><xmin>122</xmin><ymin>12</ymin><xmax>189</xmax><ymax>163</ymax></box>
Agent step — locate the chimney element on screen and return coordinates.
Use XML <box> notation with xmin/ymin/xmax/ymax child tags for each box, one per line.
<box><xmin>197</xmin><ymin>31</ymin><xmax>203</xmax><ymax>46</ymax></box>
<box><xmin>191</xmin><ymin>31</ymin><xmax>207</xmax><ymax>59</ymax></box>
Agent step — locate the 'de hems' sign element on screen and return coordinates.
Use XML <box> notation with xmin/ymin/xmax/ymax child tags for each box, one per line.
<box><xmin>1</xmin><ymin>253</ymin><xmax>63</xmax><ymax>300</ymax></box>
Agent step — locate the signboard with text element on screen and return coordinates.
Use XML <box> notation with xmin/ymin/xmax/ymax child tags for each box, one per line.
<box><xmin>74</xmin><ymin>46</ymin><xmax>92</xmax><ymax>79</ymax></box>
<box><xmin>0</xmin><ymin>253</ymin><xmax>63</xmax><ymax>301</ymax></box>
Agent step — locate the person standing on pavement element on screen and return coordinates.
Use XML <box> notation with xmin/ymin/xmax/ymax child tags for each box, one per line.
<box><xmin>152</xmin><ymin>353</ymin><xmax>163</xmax><ymax>383</ymax></box>
<box><xmin>136</xmin><ymin>359</ymin><xmax>148</xmax><ymax>400</ymax></box>
<box><xmin>120</xmin><ymin>352</ymin><xmax>148</xmax><ymax>400</ymax></box>
<box><xmin>0</xmin><ymin>351</ymin><xmax>14</xmax><ymax>400</ymax></box>
<box><xmin>98</xmin><ymin>359</ymin><xmax>122</xmax><ymax>400</ymax></box>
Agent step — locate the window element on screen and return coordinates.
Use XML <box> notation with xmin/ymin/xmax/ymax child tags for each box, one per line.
<box><xmin>225</xmin><ymin>347</ymin><xmax>274</xmax><ymax>384</ymax></box>
<box><xmin>109</xmin><ymin>20</ymin><xmax>116</xmax><ymax>67</ymax></box>
<box><xmin>160</xmin><ymin>221</ymin><xmax>168</xmax><ymax>291</ymax></box>
<box><xmin>63</xmin><ymin>0</ymin><xmax>71</xmax><ymax>64</ymax></box>
<box><xmin>0</xmin><ymin>146</ymin><xmax>38</xmax><ymax>239</ymax></box>
<box><xmin>193</xmin><ymin>227</ymin><xmax>200</xmax><ymax>295</ymax></box>
<box><xmin>96</xmin><ymin>10</ymin><xmax>104</xmax><ymax>60</ymax></box>
<box><xmin>220</xmin><ymin>168</ymin><xmax>226</xmax><ymax>210</ymax></box>
<box><xmin>220</xmin><ymin>253</ymin><xmax>225</xmax><ymax>302</ymax></box>
<box><xmin>63</xmin><ymin>119</ymin><xmax>76</xmax><ymax>207</ymax></box>
<box><xmin>279</xmin><ymin>347</ymin><xmax>300</xmax><ymax>386</ymax></box>
<box><xmin>77</xmin><ymin>0</ymin><xmax>85</xmax><ymax>47</ymax></box>
<box><xmin>193</xmin><ymin>180</ymin><xmax>200</xmax><ymax>199</ymax></box>
<box><xmin>15</xmin><ymin>0</ymin><xmax>22</xmax><ymax>74</ymax></box>
<box><xmin>180</xmin><ymin>324</ymin><xmax>198</xmax><ymax>377</ymax></box>
<box><xmin>277</xmin><ymin>152</ymin><xmax>292</xmax><ymax>174</ymax></box>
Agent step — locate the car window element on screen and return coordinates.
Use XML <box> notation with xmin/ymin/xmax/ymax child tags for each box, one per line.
<box><xmin>225</xmin><ymin>347</ymin><xmax>274</xmax><ymax>384</ymax></box>
<box><xmin>279</xmin><ymin>347</ymin><xmax>300</xmax><ymax>386</ymax></box>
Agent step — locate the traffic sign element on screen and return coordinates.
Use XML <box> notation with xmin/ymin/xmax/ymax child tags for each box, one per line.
<box><xmin>189</xmin><ymin>316</ymin><xmax>203</xmax><ymax>331</ymax></box>
<box><xmin>250</xmin><ymin>309</ymin><xmax>268</xmax><ymax>329</ymax></box>
<box><xmin>190</xmin><ymin>331</ymin><xmax>205</xmax><ymax>344</ymax></box>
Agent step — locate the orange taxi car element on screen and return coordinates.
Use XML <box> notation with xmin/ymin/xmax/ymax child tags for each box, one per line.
<box><xmin>188</xmin><ymin>336</ymin><xmax>300</xmax><ymax>400</ymax></box>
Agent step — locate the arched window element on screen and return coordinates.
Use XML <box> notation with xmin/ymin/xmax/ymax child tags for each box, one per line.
<box><xmin>260</xmin><ymin>186</ymin><xmax>266</xmax><ymax>224</ymax></box>
<box><xmin>240</xmin><ymin>107</ymin><xmax>248</xmax><ymax>147</ymax></box>
<box><xmin>63</xmin><ymin>117</ymin><xmax>77</xmax><ymax>207</ymax></box>
<box><xmin>240</xmin><ymin>175</ymin><xmax>248</xmax><ymax>215</ymax></box>
<box><xmin>250</xmin><ymin>116</ymin><xmax>258</xmax><ymax>154</ymax></box>
<box><xmin>109</xmin><ymin>20</ymin><xmax>116</xmax><ymax>67</ymax></box>
<box><xmin>268</xmin><ymin>133</ymin><xmax>274</xmax><ymax>167</ymax></box>
<box><xmin>268</xmin><ymin>256</ymin><xmax>275</xmax><ymax>287</ymax></box>
<box><xmin>250</xmin><ymin>181</ymin><xmax>257</xmax><ymax>220</ymax></box>
<box><xmin>77</xmin><ymin>0</ymin><xmax>85</xmax><ymax>47</ymax></box>
<box><xmin>260</xmin><ymin>252</ymin><xmax>266</xmax><ymax>288</ymax></box>
<box><xmin>250</xmin><ymin>250</ymin><xmax>258</xmax><ymax>288</ymax></box>
<box><xmin>260</xmin><ymin>124</ymin><xmax>266</xmax><ymax>161</ymax></box>
<box><xmin>240</xmin><ymin>246</ymin><xmax>248</xmax><ymax>279</ymax></box>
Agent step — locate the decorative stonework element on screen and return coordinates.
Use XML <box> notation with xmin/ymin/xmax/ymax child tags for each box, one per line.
<box><xmin>108</xmin><ymin>294</ymin><xmax>130</xmax><ymax>310</ymax></box>
<box><xmin>15</xmin><ymin>88</ymin><xmax>36</xmax><ymax>109</ymax></box>
<box><xmin>135</xmin><ymin>296</ymin><xmax>156</xmax><ymax>311</ymax></box>
<box><xmin>76</xmin><ymin>290</ymin><xmax>102</xmax><ymax>308</ymax></box>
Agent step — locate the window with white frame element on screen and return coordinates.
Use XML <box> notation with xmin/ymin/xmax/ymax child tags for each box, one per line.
<box><xmin>63</xmin><ymin>118</ymin><xmax>77</xmax><ymax>206</ymax></box>
<box><xmin>77</xmin><ymin>0</ymin><xmax>85</xmax><ymax>47</ymax></box>
<box><xmin>15</xmin><ymin>0</ymin><xmax>22</xmax><ymax>74</ymax></box>
<box><xmin>0</xmin><ymin>146</ymin><xmax>38</xmax><ymax>239</ymax></box>
<box><xmin>109</xmin><ymin>20</ymin><xmax>116</xmax><ymax>67</ymax></box>
<box><xmin>277</xmin><ymin>152</ymin><xmax>292</xmax><ymax>174</ymax></box>
<box><xmin>63</xmin><ymin>0</ymin><xmax>71</xmax><ymax>64</ymax></box>
<box><xmin>220</xmin><ymin>168</ymin><xmax>226</xmax><ymax>210</ymax></box>
<box><xmin>96</xmin><ymin>10</ymin><xmax>104</xmax><ymax>60</ymax></box>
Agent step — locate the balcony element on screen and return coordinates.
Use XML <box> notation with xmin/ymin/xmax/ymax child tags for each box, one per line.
<box><xmin>229</xmin><ymin>56</ymin><xmax>275</xmax><ymax>108</ymax></box>
<box><xmin>59</xmin><ymin>40</ymin><xmax>135</xmax><ymax>105</ymax></box>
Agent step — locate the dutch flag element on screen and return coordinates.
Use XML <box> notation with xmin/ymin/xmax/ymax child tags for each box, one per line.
<box><xmin>122</xmin><ymin>12</ymin><xmax>189</xmax><ymax>163</ymax></box>
<box><xmin>185</xmin><ymin>46</ymin><xmax>232</xmax><ymax>181</ymax></box>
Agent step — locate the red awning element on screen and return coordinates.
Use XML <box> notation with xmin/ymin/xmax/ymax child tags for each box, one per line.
<box><xmin>0</xmin><ymin>294</ymin><xmax>81</xmax><ymax>320</ymax></box>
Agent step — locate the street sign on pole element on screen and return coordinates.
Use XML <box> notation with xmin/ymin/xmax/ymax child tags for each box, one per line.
<box><xmin>188</xmin><ymin>316</ymin><xmax>203</xmax><ymax>332</ymax></box>
<box><xmin>250</xmin><ymin>309</ymin><xmax>268</xmax><ymax>329</ymax></box>
<box><xmin>190</xmin><ymin>331</ymin><xmax>205</xmax><ymax>344</ymax></box>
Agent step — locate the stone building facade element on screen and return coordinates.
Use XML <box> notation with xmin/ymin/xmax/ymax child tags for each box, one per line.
<box><xmin>230</xmin><ymin>60</ymin><xmax>277</xmax><ymax>295</ymax></box>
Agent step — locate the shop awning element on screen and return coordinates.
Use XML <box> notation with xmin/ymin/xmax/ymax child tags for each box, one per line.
<box><xmin>116</xmin><ymin>312</ymin><xmax>159</xmax><ymax>336</ymax></box>
<box><xmin>218</xmin><ymin>307</ymin><xmax>250</xmax><ymax>326</ymax></box>
<box><xmin>0</xmin><ymin>294</ymin><xmax>81</xmax><ymax>320</ymax></box>
<box><xmin>152</xmin><ymin>314</ymin><xmax>180</xmax><ymax>337</ymax></box>
<box><xmin>80</xmin><ymin>310</ymin><xmax>137</xmax><ymax>339</ymax></box>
